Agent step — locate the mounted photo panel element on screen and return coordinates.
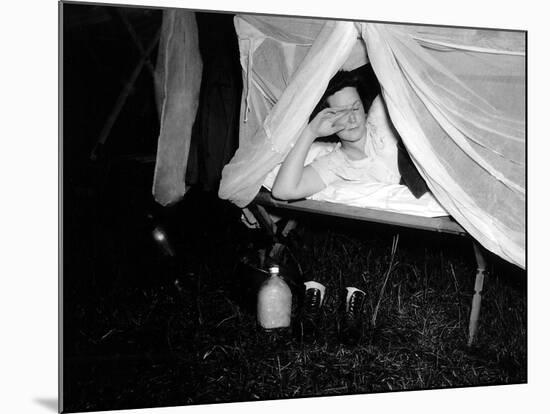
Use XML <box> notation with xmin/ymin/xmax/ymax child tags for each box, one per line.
<box><xmin>60</xmin><ymin>1</ymin><xmax>526</xmax><ymax>412</ymax></box>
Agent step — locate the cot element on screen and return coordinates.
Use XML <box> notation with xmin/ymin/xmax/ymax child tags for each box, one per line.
<box><xmin>249</xmin><ymin>189</ymin><xmax>487</xmax><ymax>346</ymax></box>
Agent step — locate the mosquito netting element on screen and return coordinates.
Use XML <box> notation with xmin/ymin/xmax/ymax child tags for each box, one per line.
<box><xmin>214</xmin><ymin>15</ymin><xmax>525</xmax><ymax>268</ymax></box>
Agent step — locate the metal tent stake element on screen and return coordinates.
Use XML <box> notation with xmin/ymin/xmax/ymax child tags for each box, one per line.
<box><xmin>468</xmin><ymin>241</ymin><xmax>487</xmax><ymax>346</ymax></box>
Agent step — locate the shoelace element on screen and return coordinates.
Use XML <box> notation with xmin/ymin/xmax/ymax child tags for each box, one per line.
<box><xmin>304</xmin><ymin>289</ymin><xmax>321</xmax><ymax>316</ymax></box>
<box><xmin>346</xmin><ymin>293</ymin><xmax>364</xmax><ymax>320</ymax></box>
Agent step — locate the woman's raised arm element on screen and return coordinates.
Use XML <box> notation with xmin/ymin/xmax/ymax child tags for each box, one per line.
<box><xmin>272</xmin><ymin>108</ymin><xmax>345</xmax><ymax>200</ymax></box>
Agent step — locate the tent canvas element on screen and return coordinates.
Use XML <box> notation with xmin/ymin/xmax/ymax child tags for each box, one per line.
<box><xmin>153</xmin><ymin>11</ymin><xmax>525</xmax><ymax>269</ymax></box>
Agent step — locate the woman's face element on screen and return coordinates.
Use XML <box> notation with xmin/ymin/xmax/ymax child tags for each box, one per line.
<box><xmin>327</xmin><ymin>86</ymin><xmax>367</xmax><ymax>143</ymax></box>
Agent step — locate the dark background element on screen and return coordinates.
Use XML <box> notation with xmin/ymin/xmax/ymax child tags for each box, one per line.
<box><xmin>62</xmin><ymin>3</ymin><xmax>246</xmax><ymax>410</ymax></box>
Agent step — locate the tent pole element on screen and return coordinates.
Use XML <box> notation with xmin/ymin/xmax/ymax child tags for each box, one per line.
<box><xmin>468</xmin><ymin>240</ymin><xmax>487</xmax><ymax>346</ymax></box>
<box><xmin>115</xmin><ymin>9</ymin><xmax>157</xmax><ymax>80</ymax></box>
<box><xmin>90</xmin><ymin>28</ymin><xmax>161</xmax><ymax>161</ymax></box>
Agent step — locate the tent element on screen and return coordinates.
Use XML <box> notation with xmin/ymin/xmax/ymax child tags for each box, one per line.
<box><xmin>153</xmin><ymin>10</ymin><xmax>525</xmax><ymax>269</ymax></box>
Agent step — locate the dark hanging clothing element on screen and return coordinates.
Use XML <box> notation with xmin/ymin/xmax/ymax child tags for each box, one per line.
<box><xmin>397</xmin><ymin>140</ymin><xmax>429</xmax><ymax>198</ymax></box>
<box><xmin>186</xmin><ymin>13</ymin><xmax>243</xmax><ymax>192</ymax></box>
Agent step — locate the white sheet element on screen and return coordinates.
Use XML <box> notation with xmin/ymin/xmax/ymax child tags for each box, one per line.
<box><xmin>263</xmin><ymin>142</ymin><xmax>448</xmax><ymax>218</ymax></box>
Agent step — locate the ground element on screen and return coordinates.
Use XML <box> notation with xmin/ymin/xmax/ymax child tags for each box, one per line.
<box><xmin>62</xmin><ymin>158</ymin><xmax>526</xmax><ymax>413</ymax></box>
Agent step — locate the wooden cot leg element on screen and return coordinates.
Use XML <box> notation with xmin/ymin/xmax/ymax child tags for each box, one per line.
<box><xmin>269</xmin><ymin>219</ymin><xmax>298</xmax><ymax>261</ymax></box>
<box><xmin>280</xmin><ymin>219</ymin><xmax>298</xmax><ymax>238</ymax></box>
<box><xmin>468</xmin><ymin>241</ymin><xmax>488</xmax><ymax>346</ymax></box>
<box><xmin>248</xmin><ymin>204</ymin><xmax>277</xmax><ymax>236</ymax></box>
<box><xmin>246</xmin><ymin>204</ymin><xmax>299</xmax><ymax>262</ymax></box>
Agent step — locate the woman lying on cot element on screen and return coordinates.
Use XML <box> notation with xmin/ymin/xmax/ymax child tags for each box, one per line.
<box><xmin>272</xmin><ymin>69</ymin><xmax>427</xmax><ymax>346</ymax></box>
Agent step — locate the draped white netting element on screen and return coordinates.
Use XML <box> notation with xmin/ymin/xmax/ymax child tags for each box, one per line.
<box><xmin>218</xmin><ymin>16</ymin><xmax>525</xmax><ymax>268</ymax></box>
<box><xmin>153</xmin><ymin>10</ymin><xmax>202</xmax><ymax>206</ymax></box>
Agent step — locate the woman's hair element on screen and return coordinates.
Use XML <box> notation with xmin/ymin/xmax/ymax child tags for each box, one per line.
<box><xmin>310</xmin><ymin>64</ymin><xmax>381</xmax><ymax>122</ymax></box>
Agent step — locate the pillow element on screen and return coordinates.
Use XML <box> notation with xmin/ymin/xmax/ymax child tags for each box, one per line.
<box><xmin>366</xmin><ymin>94</ymin><xmax>399</xmax><ymax>152</ymax></box>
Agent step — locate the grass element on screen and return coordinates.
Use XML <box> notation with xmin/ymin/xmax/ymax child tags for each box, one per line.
<box><xmin>62</xmin><ymin>172</ymin><xmax>526</xmax><ymax>413</ymax></box>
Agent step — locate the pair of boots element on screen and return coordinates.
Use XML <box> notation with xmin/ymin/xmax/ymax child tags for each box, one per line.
<box><xmin>297</xmin><ymin>281</ymin><xmax>367</xmax><ymax>346</ymax></box>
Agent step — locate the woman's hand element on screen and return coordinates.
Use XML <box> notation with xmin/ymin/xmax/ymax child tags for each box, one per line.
<box><xmin>308</xmin><ymin>107</ymin><xmax>347</xmax><ymax>138</ymax></box>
